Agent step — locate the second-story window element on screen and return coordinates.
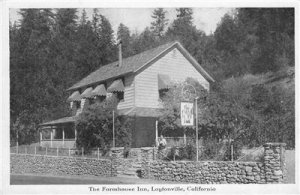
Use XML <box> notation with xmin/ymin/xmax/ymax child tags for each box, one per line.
<box><xmin>159</xmin><ymin>89</ymin><xmax>169</xmax><ymax>100</ymax></box>
<box><xmin>158</xmin><ymin>74</ymin><xmax>172</xmax><ymax>100</ymax></box>
<box><xmin>76</xmin><ymin>101</ymin><xmax>81</xmax><ymax>110</ymax></box>
<box><xmin>115</xmin><ymin>91</ymin><xmax>124</xmax><ymax>101</ymax></box>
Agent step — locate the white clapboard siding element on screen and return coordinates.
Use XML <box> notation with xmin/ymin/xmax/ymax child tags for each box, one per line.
<box><xmin>135</xmin><ymin>48</ymin><xmax>209</xmax><ymax>108</ymax></box>
<box><xmin>117</xmin><ymin>75</ymin><xmax>135</xmax><ymax>109</ymax></box>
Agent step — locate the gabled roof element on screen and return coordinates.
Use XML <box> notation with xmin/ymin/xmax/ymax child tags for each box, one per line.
<box><xmin>68</xmin><ymin>41</ymin><xmax>215</xmax><ymax>91</ymax></box>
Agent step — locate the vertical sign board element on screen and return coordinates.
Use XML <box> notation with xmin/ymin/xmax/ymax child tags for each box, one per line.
<box><xmin>181</xmin><ymin>102</ymin><xmax>194</xmax><ymax>126</ymax></box>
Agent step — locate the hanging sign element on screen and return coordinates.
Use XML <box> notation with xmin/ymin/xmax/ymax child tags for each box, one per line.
<box><xmin>181</xmin><ymin>102</ymin><xmax>194</xmax><ymax>126</ymax></box>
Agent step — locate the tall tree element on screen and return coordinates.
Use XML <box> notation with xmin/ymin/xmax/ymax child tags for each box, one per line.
<box><xmin>236</xmin><ymin>8</ymin><xmax>294</xmax><ymax>73</ymax></box>
<box><xmin>10</xmin><ymin>9</ymin><xmax>55</xmax><ymax>144</ymax></box>
<box><xmin>99</xmin><ymin>14</ymin><xmax>117</xmax><ymax>64</ymax></box>
<box><xmin>131</xmin><ymin>27</ymin><xmax>159</xmax><ymax>54</ymax></box>
<box><xmin>75</xmin><ymin>10</ymin><xmax>102</xmax><ymax>77</ymax></box>
<box><xmin>166</xmin><ymin>8</ymin><xmax>206</xmax><ymax>69</ymax></box>
<box><xmin>150</xmin><ymin>8</ymin><xmax>168</xmax><ymax>38</ymax></box>
<box><xmin>175</xmin><ymin>8</ymin><xmax>193</xmax><ymax>25</ymax></box>
<box><xmin>79</xmin><ymin>9</ymin><xmax>88</xmax><ymax>25</ymax></box>
<box><xmin>117</xmin><ymin>23</ymin><xmax>133</xmax><ymax>58</ymax></box>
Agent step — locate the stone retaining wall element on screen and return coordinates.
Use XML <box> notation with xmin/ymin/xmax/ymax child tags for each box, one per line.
<box><xmin>11</xmin><ymin>154</ymin><xmax>112</xmax><ymax>177</ymax></box>
<box><xmin>141</xmin><ymin>143</ymin><xmax>286</xmax><ymax>184</ymax></box>
<box><xmin>11</xmin><ymin>143</ymin><xmax>286</xmax><ymax>184</ymax></box>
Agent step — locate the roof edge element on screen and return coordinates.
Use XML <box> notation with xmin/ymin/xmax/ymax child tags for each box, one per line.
<box><xmin>175</xmin><ymin>42</ymin><xmax>215</xmax><ymax>83</ymax></box>
<box><xmin>134</xmin><ymin>41</ymin><xmax>215</xmax><ymax>83</ymax></box>
<box><xmin>66</xmin><ymin>72</ymin><xmax>133</xmax><ymax>92</ymax></box>
<box><xmin>134</xmin><ymin>41</ymin><xmax>178</xmax><ymax>73</ymax></box>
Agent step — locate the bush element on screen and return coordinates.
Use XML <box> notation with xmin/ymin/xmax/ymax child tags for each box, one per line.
<box><xmin>222</xmin><ymin>141</ymin><xmax>243</xmax><ymax>161</ymax></box>
<box><xmin>166</xmin><ymin>144</ymin><xmax>197</xmax><ymax>161</ymax></box>
<box><xmin>199</xmin><ymin>138</ymin><xmax>224</xmax><ymax>160</ymax></box>
<box><xmin>76</xmin><ymin>95</ymin><xmax>132</xmax><ymax>154</ymax></box>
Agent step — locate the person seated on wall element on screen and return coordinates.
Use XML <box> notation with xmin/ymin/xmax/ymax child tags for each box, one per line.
<box><xmin>158</xmin><ymin>135</ymin><xmax>167</xmax><ymax>150</ymax></box>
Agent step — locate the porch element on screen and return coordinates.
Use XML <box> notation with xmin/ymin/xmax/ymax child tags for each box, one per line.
<box><xmin>39</xmin><ymin>116</ymin><xmax>77</xmax><ymax>148</ymax></box>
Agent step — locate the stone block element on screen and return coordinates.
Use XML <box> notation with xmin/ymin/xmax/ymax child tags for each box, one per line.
<box><xmin>245</xmin><ymin>166</ymin><xmax>252</xmax><ymax>172</ymax></box>
<box><xmin>273</xmin><ymin>170</ymin><xmax>282</xmax><ymax>176</ymax></box>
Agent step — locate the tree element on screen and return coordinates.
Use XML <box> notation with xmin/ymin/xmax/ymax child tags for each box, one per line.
<box><xmin>79</xmin><ymin>9</ymin><xmax>88</xmax><ymax>25</ymax></box>
<box><xmin>98</xmin><ymin>14</ymin><xmax>117</xmax><ymax>64</ymax></box>
<box><xmin>10</xmin><ymin>9</ymin><xmax>56</xmax><ymax>144</ymax></box>
<box><xmin>158</xmin><ymin>78</ymin><xmax>207</xmax><ymax>138</ymax></box>
<box><xmin>235</xmin><ymin>8</ymin><xmax>295</xmax><ymax>74</ymax></box>
<box><xmin>117</xmin><ymin>23</ymin><xmax>133</xmax><ymax>57</ymax></box>
<box><xmin>75</xmin><ymin>10</ymin><xmax>103</xmax><ymax>77</ymax></box>
<box><xmin>176</xmin><ymin>8</ymin><xmax>193</xmax><ymax>25</ymax></box>
<box><xmin>131</xmin><ymin>27</ymin><xmax>159</xmax><ymax>54</ymax></box>
<box><xmin>150</xmin><ymin>8</ymin><xmax>168</xmax><ymax>38</ymax></box>
<box><xmin>166</xmin><ymin>8</ymin><xmax>206</xmax><ymax>65</ymax></box>
<box><xmin>76</xmin><ymin>95</ymin><xmax>133</xmax><ymax>153</ymax></box>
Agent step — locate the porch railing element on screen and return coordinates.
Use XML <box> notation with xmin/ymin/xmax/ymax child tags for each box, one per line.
<box><xmin>40</xmin><ymin>139</ymin><xmax>76</xmax><ymax>148</ymax></box>
<box><xmin>10</xmin><ymin>145</ymin><xmax>109</xmax><ymax>159</ymax></box>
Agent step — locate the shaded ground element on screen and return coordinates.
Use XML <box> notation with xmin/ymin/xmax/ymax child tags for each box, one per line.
<box><xmin>10</xmin><ymin>174</ymin><xmax>182</xmax><ymax>185</ymax></box>
<box><xmin>285</xmin><ymin>150</ymin><xmax>295</xmax><ymax>184</ymax></box>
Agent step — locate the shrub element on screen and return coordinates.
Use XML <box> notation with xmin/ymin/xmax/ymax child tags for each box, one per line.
<box><xmin>199</xmin><ymin>138</ymin><xmax>225</xmax><ymax>161</ymax></box>
<box><xmin>222</xmin><ymin>140</ymin><xmax>243</xmax><ymax>161</ymax></box>
<box><xmin>76</xmin><ymin>95</ymin><xmax>132</xmax><ymax>154</ymax></box>
<box><xmin>166</xmin><ymin>144</ymin><xmax>197</xmax><ymax>161</ymax></box>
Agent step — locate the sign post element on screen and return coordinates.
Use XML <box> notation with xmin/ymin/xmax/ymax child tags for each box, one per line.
<box><xmin>113</xmin><ymin>110</ymin><xmax>115</xmax><ymax>148</ymax></box>
<box><xmin>181</xmin><ymin>83</ymin><xmax>199</xmax><ymax>161</ymax></box>
<box><xmin>195</xmin><ymin>97</ymin><xmax>199</xmax><ymax>162</ymax></box>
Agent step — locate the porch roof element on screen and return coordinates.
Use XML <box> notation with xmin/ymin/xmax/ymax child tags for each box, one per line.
<box><xmin>40</xmin><ymin>116</ymin><xmax>77</xmax><ymax>126</ymax></box>
<box><xmin>118</xmin><ymin>107</ymin><xmax>163</xmax><ymax>117</ymax></box>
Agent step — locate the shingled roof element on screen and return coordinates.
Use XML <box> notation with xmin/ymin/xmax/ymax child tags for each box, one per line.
<box><xmin>68</xmin><ymin>41</ymin><xmax>214</xmax><ymax>91</ymax></box>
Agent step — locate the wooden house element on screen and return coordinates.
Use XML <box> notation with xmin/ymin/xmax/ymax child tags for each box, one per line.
<box><xmin>40</xmin><ymin>41</ymin><xmax>214</xmax><ymax>148</ymax></box>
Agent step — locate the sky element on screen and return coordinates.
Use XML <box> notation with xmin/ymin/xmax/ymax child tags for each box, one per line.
<box><xmin>9</xmin><ymin>8</ymin><xmax>234</xmax><ymax>36</ymax></box>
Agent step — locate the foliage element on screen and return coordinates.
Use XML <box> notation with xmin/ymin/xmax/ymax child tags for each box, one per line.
<box><xmin>199</xmin><ymin>138</ymin><xmax>225</xmax><ymax>160</ymax></box>
<box><xmin>150</xmin><ymin>8</ymin><xmax>168</xmax><ymax>38</ymax></box>
<box><xmin>167</xmin><ymin>143</ymin><xmax>197</xmax><ymax>161</ymax></box>
<box><xmin>158</xmin><ymin>77</ymin><xmax>207</xmax><ymax>138</ymax></box>
<box><xmin>117</xmin><ymin>23</ymin><xmax>134</xmax><ymax>58</ymax></box>
<box><xmin>75</xmin><ymin>95</ymin><xmax>133</xmax><ymax>153</ymax></box>
<box><xmin>115</xmin><ymin>115</ymin><xmax>133</xmax><ymax>148</ymax></box>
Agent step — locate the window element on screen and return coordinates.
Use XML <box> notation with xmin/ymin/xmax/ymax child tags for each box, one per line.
<box><xmin>115</xmin><ymin>91</ymin><xmax>124</xmax><ymax>101</ymax></box>
<box><xmin>159</xmin><ymin>89</ymin><xmax>169</xmax><ymax>100</ymax></box>
<box><xmin>76</xmin><ymin>101</ymin><xmax>81</xmax><ymax>109</ymax></box>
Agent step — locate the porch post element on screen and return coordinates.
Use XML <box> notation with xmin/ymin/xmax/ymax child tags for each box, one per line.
<box><xmin>155</xmin><ymin>120</ymin><xmax>158</xmax><ymax>147</ymax></box>
<box><xmin>50</xmin><ymin>126</ymin><xmax>53</xmax><ymax>148</ymax></box>
<box><xmin>40</xmin><ymin>130</ymin><xmax>42</xmax><ymax>146</ymax></box>
<box><xmin>62</xmin><ymin>126</ymin><xmax>65</xmax><ymax>147</ymax></box>
<box><xmin>74</xmin><ymin>124</ymin><xmax>77</xmax><ymax>140</ymax></box>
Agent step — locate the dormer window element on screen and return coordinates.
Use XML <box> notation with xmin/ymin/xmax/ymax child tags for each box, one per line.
<box><xmin>116</xmin><ymin>91</ymin><xmax>124</xmax><ymax>101</ymax></box>
<box><xmin>76</xmin><ymin>101</ymin><xmax>81</xmax><ymax>110</ymax></box>
<box><xmin>107</xmin><ymin>78</ymin><xmax>125</xmax><ymax>101</ymax></box>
